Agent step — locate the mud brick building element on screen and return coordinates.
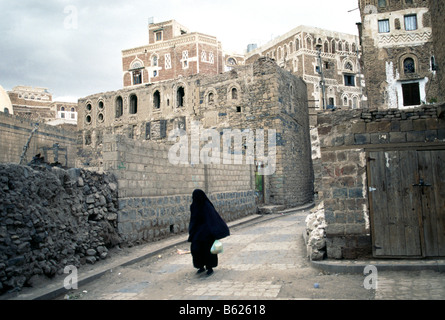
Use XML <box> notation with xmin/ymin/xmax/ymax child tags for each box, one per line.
<box><xmin>357</xmin><ymin>0</ymin><xmax>443</xmax><ymax>110</ymax></box>
<box><xmin>122</xmin><ymin>20</ymin><xmax>225</xmax><ymax>88</ymax></box>
<box><xmin>246</xmin><ymin>25</ymin><xmax>365</xmax><ymax>126</ymax></box>
<box><xmin>7</xmin><ymin>86</ymin><xmax>78</xmax><ymax>128</ymax></box>
<box><xmin>78</xmin><ymin>58</ymin><xmax>314</xmax><ymax>243</ymax></box>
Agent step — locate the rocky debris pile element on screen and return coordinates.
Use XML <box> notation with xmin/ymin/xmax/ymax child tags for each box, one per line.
<box><xmin>0</xmin><ymin>164</ymin><xmax>121</xmax><ymax>295</ymax></box>
<box><xmin>305</xmin><ymin>202</ymin><xmax>327</xmax><ymax>261</ymax></box>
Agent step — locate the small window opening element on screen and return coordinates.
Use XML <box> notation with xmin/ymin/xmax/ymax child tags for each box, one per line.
<box><xmin>208</xmin><ymin>92</ymin><xmax>214</xmax><ymax>105</ymax></box>
<box><xmin>402</xmin><ymin>82</ymin><xmax>421</xmax><ymax>106</ymax></box>
<box><xmin>115</xmin><ymin>96</ymin><xmax>123</xmax><ymax>118</ymax></box>
<box><xmin>404</xmin><ymin>58</ymin><xmax>415</xmax><ymax>74</ymax></box>
<box><xmin>344</xmin><ymin>75</ymin><xmax>355</xmax><ymax>87</ymax></box>
<box><xmin>177</xmin><ymin>87</ymin><xmax>185</xmax><ymax>107</ymax></box>
<box><xmin>130</xmin><ymin>95</ymin><xmax>138</xmax><ymax>114</ymax></box>
<box><xmin>133</xmin><ymin>71</ymin><xmax>142</xmax><ymax>85</ymax></box>
<box><xmin>154</xmin><ymin>90</ymin><xmax>161</xmax><ymax>109</ymax></box>
<box><xmin>232</xmin><ymin>88</ymin><xmax>238</xmax><ymax>100</ymax></box>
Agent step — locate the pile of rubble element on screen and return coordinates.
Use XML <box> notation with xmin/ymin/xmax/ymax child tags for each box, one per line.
<box><xmin>305</xmin><ymin>202</ymin><xmax>327</xmax><ymax>261</ymax></box>
<box><xmin>0</xmin><ymin>163</ymin><xmax>121</xmax><ymax>295</ymax></box>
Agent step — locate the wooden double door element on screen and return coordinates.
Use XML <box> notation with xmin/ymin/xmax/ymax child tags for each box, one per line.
<box><xmin>368</xmin><ymin>149</ymin><xmax>445</xmax><ymax>257</ymax></box>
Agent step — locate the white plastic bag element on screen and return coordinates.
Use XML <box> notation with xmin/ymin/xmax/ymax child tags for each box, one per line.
<box><xmin>210</xmin><ymin>240</ymin><xmax>223</xmax><ymax>254</ymax></box>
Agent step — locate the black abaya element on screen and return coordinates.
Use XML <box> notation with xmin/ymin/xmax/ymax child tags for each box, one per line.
<box><xmin>188</xmin><ymin>189</ymin><xmax>230</xmax><ymax>271</ymax></box>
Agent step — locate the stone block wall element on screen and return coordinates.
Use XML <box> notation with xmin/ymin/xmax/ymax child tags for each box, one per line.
<box><xmin>430</xmin><ymin>0</ymin><xmax>445</xmax><ymax>102</ymax></box>
<box><xmin>314</xmin><ymin>103</ymin><xmax>445</xmax><ymax>259</ymax></box>
<box><xmin>0</xmin><ymin>112</ymin><xmax>77</xmax><ymax>167</ymax></box>
<box><xmin>103</xmin><ymin>134</ymin><xmax>256</xmax><ymax>244</ymax></box>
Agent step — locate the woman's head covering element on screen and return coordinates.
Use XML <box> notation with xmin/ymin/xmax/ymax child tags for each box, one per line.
<box><xmin>192</xmin><ymin>189</ymin><xmax>209</xmax><ymax>205</ymax></box>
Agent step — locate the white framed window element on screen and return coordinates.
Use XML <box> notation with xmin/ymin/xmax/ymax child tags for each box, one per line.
<box><xmin>405</xmin><ymin>14</ymin><xmax>417</xmax><ymax>31</ymax></box>
<box><xmin>165</xmin><ymin>53</ymin><xmax>172</xmax><ymax>69</ymax></box>
<box><xmin>209</xmin><ymin>52</ymin><xmax>214</xmax><ymax>64</ymax></box>
<box><xmin>201</xmin><ymin>51</ymin><xmax>207</xmax><ymax>62</ymax></box>
<box><xmin>378</xmin><ymin>19</ymin><xmax>390</xmax><ymax>33</ymax></box>
<box><xmin>152</xmin><ymin>55</ymin><xmax>158</xmax><ymax>67</ymax></box>
<box><xmin>182</xmin><ymin>51</ymin><xmax>189</xmax><ymax>69</ymax></box>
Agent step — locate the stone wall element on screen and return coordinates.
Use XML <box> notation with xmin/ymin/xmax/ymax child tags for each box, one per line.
<box><xmin>103</xmin><ymin>134</ymin><xmax>256</xmax><ymax>243</ymax></box>
<box><xmin>0</xmin><ymin>164</ymin><xmax>120</xmax><ymax>295</ymax></box>
<box><xmin>430</xmin><ymin>0</ymin><xmax>445</xmax><ymax>102</ymax></box>
<box><xmin>0</xmin><ymin>112</ymin><xmax>77</xmax><ymax>167</ymax></box>
<box><xmin>314</xmin><ymin>103</ymin><xmax>445</xmax><ymax>259</ymax></box>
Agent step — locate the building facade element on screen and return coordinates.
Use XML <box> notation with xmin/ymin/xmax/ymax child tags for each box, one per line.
<box><xmin>246</xmin><ymin>25</ymin><xmax>365</xmax><ymax>117</ymax></box>
<box><xmin>358</xmin><ymin>0</ymin><xmax>441</xmax><ymax>110</ymax></box>
<box><xmin>122</xmin><ymin>20</ymin><xmax>224</xmax><ymax>88</ymax></box>
<box><xmin>7</xmin><ymin>86</ymin><xmax>78</xmax><ymax>127</ymax></box>
<box><xmin>0</xmin><ymin>86</ymin><xmax>13</xmax><ymax>115</ymax></box>
<box><xmin>78</xmin><ymin>58</ymin><xmax>314</xmax><ymax>210</ymax></box>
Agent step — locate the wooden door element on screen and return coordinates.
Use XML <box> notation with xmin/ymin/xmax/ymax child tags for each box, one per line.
<box><xmin>368</xmin><ymin>150</ymin><xmax>445</xmax><ymax>257</ymax></box>
<box><xmin>368</xmin><ymin>150</ymin><xmax>422</xmax><ymax>257</ymax></box>
<box><xmin>417</xmin><ymin>150</ymin><xmax>445</xmax><ymax>257</ymax></box>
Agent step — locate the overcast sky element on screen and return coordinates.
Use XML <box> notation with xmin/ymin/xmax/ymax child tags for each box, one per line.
<box><xmin>0</xmin><ymin>0</ymin><xmax>361</xmax><ymax>102</ymax></box>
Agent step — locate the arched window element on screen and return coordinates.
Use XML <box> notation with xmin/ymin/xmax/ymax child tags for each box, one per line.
<box><xmin>227</xmin><ymin>58</ymin><xmax>237</xmax><ymax>66</ymax></box>
<box><xmin>152</xmin><ymin>55</ymin><xmax>158</xmax><ymax>67</ymax></box>
<box><xmin>404</xmin><ymin>58</ymin><xmax>415</xmax><ymax>74</ymax></box>
<box><xmin>331</xmin><ymin>41</ymin><xmax>336</xmax><ymax>54</ymax></box>
<box><xmin>345</xmin><ymin>61</ymin><xmax>354</xmax><ymax>71</ymax></box>
<box><xmin>231</xmin><ymin>88</ymin><xmax>238</xmax><ymax>100</ymax></box>
<box><xmin>153</xmin><ymin>90</ymin><xmax>161</xmax><ymax>109</ymax></box>
<box><xmin>115</xmin><ymin>96</ymin><xmax>123</xmax><ymax>118</ymax></box>
<box><xmin>306</xmin><ymin>37</ymin><xmax>311</xmax><ymax>50</ymax></box>
<box><xmin>130</xmin><ymin>95</ymin><xmax>138</xmax><ymax>114</ymax></box>
<box><xmin>208</xmin><ymin>92</ymin><xmax>214</xmax><ymax>105</ymax></box>
<box><xmin>177</xmin><ymin>87</ymin><xmax>185</xmax><ymax>107</ymax></box>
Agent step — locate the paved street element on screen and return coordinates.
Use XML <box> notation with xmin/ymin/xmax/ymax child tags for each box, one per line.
<box><xmin>56</xmin><ymin>211</ymin><xmax>445</xmax><ymax>301</ymax></box>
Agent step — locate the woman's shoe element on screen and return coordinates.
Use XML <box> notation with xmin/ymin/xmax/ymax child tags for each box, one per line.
<box><xmin>206</xmin><ymin>268</ymin><xmax>214</xmax><ymax>276</ymax></box>
<box><xmin>197</xmin><ymin>268</ymin><xmax>206</xmax><ymax>274</ymax></box>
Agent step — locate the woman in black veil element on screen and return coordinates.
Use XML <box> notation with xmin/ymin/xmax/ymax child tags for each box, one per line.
<box><xmin>188</xmin><ymin>189</ymin><xmax>230</xmax><ymax>276</ymax></box>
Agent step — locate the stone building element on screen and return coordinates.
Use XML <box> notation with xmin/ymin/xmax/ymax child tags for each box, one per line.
<box><xmin>245</xmin><ymin>25</ymin><xmax>365</xmax><ymax>123</ymax></box>
<box><xmin>122</xmin><ymin>20</ymin><xmax>224</xmax><ymax>88</ymax></box>
<box><xmin>7</xmin><ymin>86</ymin><xmax>78</xmax><ymax>128</ymax></box>
<box><xmin>78</xmin><ymin>58</ymin><xmax>314</xmax><ymax>242</ymax></box>
<box><xmin>357</xmin><ymin>0</ymin><xmax>441</xmax><ymax>110</ymax></box>
<box><xmin>0</xmin><ymin>86</ymin><xmax>13</xmax><ymax>115</ymax></box>
<box><xmin>429</xmin><ymin>0</ymin><xmax>445</xmax><ymax>103</ymax></box>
